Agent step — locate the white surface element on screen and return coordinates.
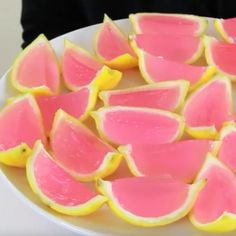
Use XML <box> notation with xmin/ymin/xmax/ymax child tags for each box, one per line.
<box><xmin>0</xmin><ymin>1</ymin><xmax>21</xmax><ymax>77</ymax></box>
<box><xmin>0</xmin><ymin>180</ymin><xmax>78</xmax><ymax>236</ymax></box>
<box><xmin>0</xmin><ymin>15</ymin><xmax>234</xmax><ymax>236</ymax></box>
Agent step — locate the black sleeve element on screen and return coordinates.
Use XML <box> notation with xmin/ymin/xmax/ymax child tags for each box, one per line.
<box><xmin>21</xmin><ymin>0</ymin><xmax>85</xmax><ymax>48</ymax></box>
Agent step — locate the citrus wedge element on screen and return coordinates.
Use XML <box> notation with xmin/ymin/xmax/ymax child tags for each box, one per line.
<box><xmin>130</xmin><ymin>34</ymin><xmax>204</xmax><ymax>64</ymax></box>
<box><xmin>118</xmin><ymin>140</ymin><xmax>219</xmax><ymax>183</ymax></box>
<box><xmin>204</xmin><ymin>36</ymin><xmax>236</xmax><ymax>80</ymax></box>
<box><xmin>36</xmin><ymin>85</ymin><xmax>98</xmax><ymax>133</ymax></box>
<box><xmin>62</xmin><ymin>39</ymin><xmax>122</xmax><ymax>90</ymax></box>
<box><xmin>138</xmin><ymin>51</ymin><xmax>215</xmax><ymax>91</ymax></box>
<box><xmin>11</xmin><ymin>34</ymin><xmax>60</xmax><ymax>95</ymax></box>
<box><xmin>0</xmin><ymin>94</ymin><xmax>46</xmax><ymax>167</ymax></box>
<box><xmin>95</xmin><ymin>14</ymin><xmax>137</xmax><ymax>70</ymax></box>
<box><xmin>189</xmin><ymin>153</ymin><xmax>236</xmax><ymax>232</ymax></box>
<box><xmin>26</xmin><ymin>141</ymin><xmax>106</xmax><ymax>216</ymax></box>
<box><xmin>218</xmin><ymin>122</ymin><xmax>236</xmax><ymax>173</ymax></box>
<box><xmin>215</xmin><ymin>17</ymin><xmax>236</xmax><ymax>43</ymax></box>
<box><xmin>91</xmin><ymin>106</ymin><xmax>184</xmax><ymax>145</ymax></box>
<box><xmin>97</xmin><ymin>176</ymin><xmax>205</xmax><ymax>227</ymax></box>
<box><xmin>129</xmin><ymin>13</ymin><xmax>208</xmax><ymax>36</ymax></box>
<box><xmin>99</xmin><ymin>80</ymin><xmax>189</xmax><ymax>111</ymax></box>
<box><xmin>50</xmin><ymin>110</ymin><xmax>122</xmax><ymax>182</ymax></box>
<box><xmin>182</xmin><ymin>76</ymin><xmax>233</xmax><ymax>139</ymax></box>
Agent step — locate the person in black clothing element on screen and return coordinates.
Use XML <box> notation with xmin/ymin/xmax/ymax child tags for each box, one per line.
<box><xmin>21</xmin><ymin>0</ymin><xmax>236</xmax><ymax>48</ymax></box>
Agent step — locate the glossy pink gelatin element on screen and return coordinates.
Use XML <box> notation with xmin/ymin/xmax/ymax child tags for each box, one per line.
<box><xmin>51</xmin><ymin>116</ymin><xmax>115</xmax><ymax>174</ymax></box>
<box><xmin>0</xmin><ymin>97</ymin><xmax>46</xmax><ymax>151</ymax></box>
<box><xmin>111</xmin><ymin>176</ymin><xmax>189</xmax><ymax>217</ymax></box>
<box><xmin>97</xmin><ymin>21</ymin><xmax>135</xmax><ymax>60</ymax></box>
<box><xmin>184</xmin><ymin>79</ymin><xmax>231</xmax><ymax>130</ymax></box>
<box><xmin>134</xmin><ymin>34</ymin><xmax>201</xmax><ymax>63</ymax></box>
<box><xmin>17</xmin><ymin>43</ymin><xmax>60</xmax><ymax>93</ymax></box>
<box><xmin>102</xmin><ymin>108</ymin><xmax>181</xmax><ymax>145</ymax></box>
<box><xmin>137</xmin><ymin>14</ymin><xmax>200</xmax><ymax>35</ymax></box>
<box><xmin>143</xmin><ymin>54</ymin><xmax>207</xmax><ymax>85</ymax></box>
<box><xmin>211</xmin><ymin>40</ymin><xmax>236</xmax><ymax>76</ymax></box>
<box><xmin>219</xmin><ymin>131</ymin><xmax>236</xmax><ymax>173</ymax></box>
<box><xmin>191</xmin><ymin>165</ymin><xmax>236</xmax><ymax>223</ymax></box>
<box><xmin>222</xmin><ymin>17</ymin><xmax>236</xmax><ymax>43</ymax></box>
<box><xmin>37</xmin><ymin>87</ymin><xmax>90</xmax><ymax>132</ymax></box>
<box><xmin>106</xmin><ymin>85</ymin><xmax>181</xmax><ymax>111</ymax></box>
<box><xmin>34</xmin><ymin>147</ymin><xmax>97</xmax><ymax>206</ymax></box>
<box><xmin>128</xmin><ymin>140</ymin><xmax>212</xmax><ymax>183</ymax></box>
<box><xmin>62</xmin><ymin>48</ymin><xmax>102</xmax><ymax>87</ymax></box>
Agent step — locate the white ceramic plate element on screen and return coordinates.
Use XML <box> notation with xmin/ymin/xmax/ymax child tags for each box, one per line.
<box><xmin>0</xmin><ymin>18</ymin><xmax>234</xmax><ymax>236</ymax></box>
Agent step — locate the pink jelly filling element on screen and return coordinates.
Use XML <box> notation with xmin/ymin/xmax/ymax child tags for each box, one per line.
<box><xmin>135</xmin><ymin>34</ymin><xmax>200</xmax><ymax>62</ymax></box>
<box><xmin>51</xmin><ymin>118</ymin><xmax>114</xmax><ymax>174</ymax></box>
<box><xmin>211</xmin><ymin>41</ymin><xmax>236</xmax><ymax>75</ymax></box>
<box><xmin>34</xmin><ymin>148</ymin><xmax>97</xmax><ymax>206</ymax></box>
<box><xmin>17</xmin><ymin>43</ymin><xmax>59</xmax><ymax>93</ymax></box>
<box><xmin>219</xmin><ymin>131</ymin><xmax>236</xmax><ymax>173</ymax></box>
<box><xmin>108</xmin><ymin>86</ymin><xmax>180</xmax><ymax>111</ymax></box>
<box><xmin>130</xmin><ymin>140</ymin><xmax>211</xmax><ymax>183</ymax></box>
<box><xmin>138</xmin><ymin>15</ymin><xmax>199</xmax><ymax>35</ymax></box>
<box><xmin>103</xmin><ymin>109</ymin><xmax>180</xmax><ymax>145</ymax></box>
<box><xmin>63</xmin><ymin>49</ymin><xmax>102</xmax><ymax>87</ymax></box>
<box><xmin>112</xmin><ymin>176</ymin><xmax>188</xmax><ymax>217</ymax></box>
<box><xmin>184</xmin><ymin>80</ymin><xmax>231</xmax><ymax>129</ymax></box>
<box><xmin>223</xmin><ymin>18</ymin><xmax>236</xmax><ymax>42</ymax></box>
<box><xmin>0</xmin><ymin>98</ymin><xmax>45</xmax><ymax>151</ymax></box>
<box><xmin>37</xmin><ymin>87</ymin><xmax>89</xmax><ymax>132</ymax></box>
<box><xmin>97</xmin><ymin>21</ymin><xmax>135</xmax><ymax>60</ymax></box>
<box><xmin>192</xmin><ymin>165</ymin><xmax>236</xmax><ymax>223</ymax></box>
<box><xmin>144</xmin><ymin>54</ymin><xmax>206</xmax><ymax>85</ymax></box>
